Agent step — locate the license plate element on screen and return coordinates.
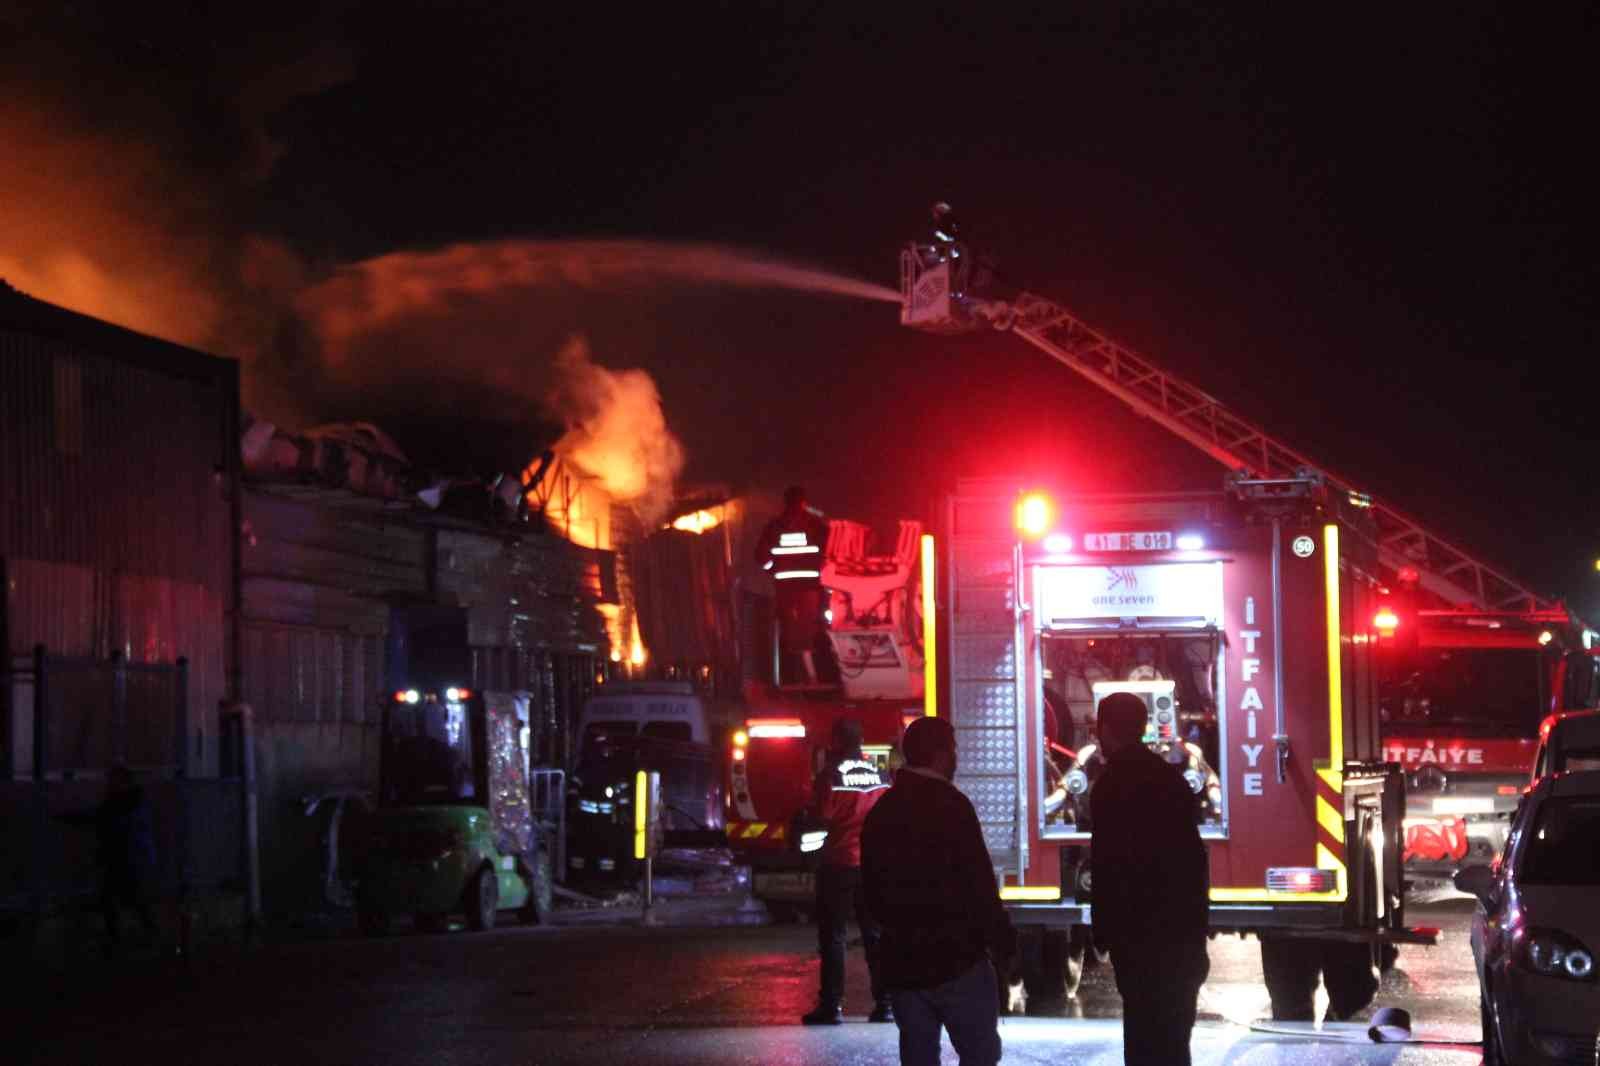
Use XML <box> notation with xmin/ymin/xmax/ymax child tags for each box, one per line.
<box><xmin>1432</xmin><ymin>796</ymin><xmax>1495</xmax><ymax>815</ymax></box>
<box><xmin>1085</xmin><ymin>531</ymin><xmax>1172</xmax><ymax>551</ymax></box>
<box><xmin>754</xmin><ymin>871</ymin><xmax>814</xmax><ymax>900</ymax></box>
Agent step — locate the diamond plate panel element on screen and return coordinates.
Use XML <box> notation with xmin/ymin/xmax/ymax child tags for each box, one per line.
<box><xmin>950</xmin><ymin>600</ymin><xmax>1015</xmax><ymax>632</ymax></box>
<box><xmin>952</xmin><ymin>543</ymin><xmax>1015</xmax><ymax>586</ymax></box>
<box><xmin>979</xmin><ymin>823</ymin><xmax>1017</xmax><ymax>862</ymax></box>
<box><xmin>952</xmin><ymin>680</ymin><xmax>1015</xmax><ymax>728</ymax></box>
<box><xmin>952</xmin><ymin>632</ymin><xmax>1016</xmax><ymax>680</ymax></box>
<box><xmin>951</xmin><ymin>726</ymin><xmax>1017</xmax><ymax>776</ymax></box>
<box><xmin>956</xmin><ymin>775</ymin><xmax>1017</xmax><ymax>820</ymax></box>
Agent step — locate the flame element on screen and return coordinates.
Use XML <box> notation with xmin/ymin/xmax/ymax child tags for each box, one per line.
<box><xmin>596</xmin><ymin>603</ymin><xmax>626</xmax><ymax>664</ymax></box>
<box><xmin>545</xmin><ymin>337</ymin><xmax>684</xmax><ymax>525</ymax></box>
<box><xmin>671</xmin><ymin>508</ymin><xmax>723</xmax><ymax>534</ymax></box>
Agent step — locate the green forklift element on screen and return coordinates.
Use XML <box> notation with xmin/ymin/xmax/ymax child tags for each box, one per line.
<box><xmin>355</xmin><ymin>608</ymin><xmax>556</xmax><ymax>934</ymax></box>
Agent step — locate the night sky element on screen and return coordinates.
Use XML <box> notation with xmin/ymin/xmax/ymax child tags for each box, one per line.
<box><xmin>3</xmin><ymin>4</ymin><xmax>1596</xmax><ymax>612</ymax></box>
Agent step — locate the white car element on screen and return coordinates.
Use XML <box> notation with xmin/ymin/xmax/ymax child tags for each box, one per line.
<box><xmin>1457</xmin><ymin>769</ymin><xmax>1600</xmax><ymax>1064</ymax></box>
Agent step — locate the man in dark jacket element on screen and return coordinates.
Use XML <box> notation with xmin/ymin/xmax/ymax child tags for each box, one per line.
<box><xmin>802</xmin><ymin>717</ymin><xmax>893</xmax><ymax>1025</ymax></box>
<box><xmin>862</xmin><ymin>716</ymin><xmax>1014</xmax><ymax>1066</ymax></box>
<box><xmin>1090</xmin><ymin>692</ymin><xmax>1210</xmax><ymax>1066</ymax></box>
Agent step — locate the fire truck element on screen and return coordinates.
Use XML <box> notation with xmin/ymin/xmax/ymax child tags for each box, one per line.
<box><xmin>1373</xmin><ymin>604</ymin><xmax>1599</xmax><ymax>896</ymax></box>
<box><xmin>896</xmin><ymin>229</ymin><xmax>1586</xmax><ymax>1005</ymax></box>
<box><xmin>726</xmin><ymin>518</ymin><xmax>929</xmax><ymax>915</ymax></box>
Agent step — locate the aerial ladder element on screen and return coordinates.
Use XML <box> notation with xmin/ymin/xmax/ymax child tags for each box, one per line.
<box><xmin>900</xmin><ymin>237</ymin><xmax>1564</xmax><ymax>616</ymax></box>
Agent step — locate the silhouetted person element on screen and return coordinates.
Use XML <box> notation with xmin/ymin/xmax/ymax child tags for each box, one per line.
<box><xmin>862</xmin><ymin>716</ymin><xmax>1014</xmax><ymax>1065</ymax></box>
<box><xmin>62</xmin><ymin>764</ymin><xmax>158</xmax><ymax>953</ymax></box>
<box><xmin>1090</xmin><ymin>693</ymin><xmax>1209</xmax><ymax>1066</ymax></box>
<box><xmin>802</xmin><ymin>717</ymin><xmax>892</xmax><ymax>1024</ymax></box>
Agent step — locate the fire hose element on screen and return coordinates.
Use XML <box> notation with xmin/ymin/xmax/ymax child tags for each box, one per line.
<box><xmin>1216</xmin><ymin>1005</ymin><xmax>1482</xmax><ymax>1048</ymax></box>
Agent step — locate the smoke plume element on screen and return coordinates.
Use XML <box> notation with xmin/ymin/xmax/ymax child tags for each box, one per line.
<box><xmin>0</xmin><ymin>9</ymin><xmax>351</xmax><ymax>412</ymax></box>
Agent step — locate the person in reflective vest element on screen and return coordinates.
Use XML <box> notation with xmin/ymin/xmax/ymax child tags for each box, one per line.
<box><xmin>756</xmin><ymin>486</ymin><xmax>830</xmax><ymax>683</ymax></box>
<box><xmin>801</xmin><ymin>717</ymin><xmax>893</xmax><ymax>1025</ymax></box>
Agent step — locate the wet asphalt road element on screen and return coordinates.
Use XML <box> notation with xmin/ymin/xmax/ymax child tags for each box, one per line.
<box><xmin>20</xmin><ymin>901</ymin><xmax>1485</xmax><ymax>1066</ymax></box>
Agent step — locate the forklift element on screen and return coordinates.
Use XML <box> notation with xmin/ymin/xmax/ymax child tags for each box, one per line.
<box><xmin>354</xmin><ymin>606</ymin><xmax>555</xmax><ymax>934</ymax></box>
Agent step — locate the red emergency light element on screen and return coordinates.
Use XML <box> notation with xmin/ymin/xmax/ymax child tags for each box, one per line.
<box><xmin>1373</xmin><ymin>608</ymin><xmax>1400</xmax><ymax>634</ymax></box>
<box><xmin>1015</xmin><ymin>492</ymin><xmax>1055</xmax><ymax>540</ymax></box>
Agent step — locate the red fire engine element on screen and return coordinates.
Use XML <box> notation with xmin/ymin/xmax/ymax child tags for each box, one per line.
<box><xmin>1372</xmin><ymin>605</ymin><xmax>1599</xmax><ymax>895</ymax></box>
<box><xmin>896</xmin><ymin>229</ymin><xmax>1589</xmax><ymax>1004</ymax></box>
<box><xmin>726</xmin><ymin>516</ymin><xmax>929</xmax><ymax>914</ymax></box>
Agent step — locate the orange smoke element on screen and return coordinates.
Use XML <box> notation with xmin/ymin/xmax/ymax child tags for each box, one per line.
<box><xmin>545</xmin><ymin>337</ymin><xmax>685</xmax><ymax>525</ymax></box>
<box><xmin>0</xmin><ymin>99</ymin><xmax>231</xmax><ymax>351</ymax></box>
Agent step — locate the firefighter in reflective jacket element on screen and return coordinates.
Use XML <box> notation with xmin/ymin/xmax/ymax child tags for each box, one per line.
<box><xmin>756</xmin><ymin>486</ymin><xmax>830</xmax><ymax>683</ymax></box>
<box><xmin>801</xmin><ymin>717</ymin><xmax>893</xmax><ymax>1025</ymax></box>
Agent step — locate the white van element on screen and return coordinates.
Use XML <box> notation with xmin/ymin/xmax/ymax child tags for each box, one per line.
<box><xmin>575</xmin><ymin>681</ymin><xmax>711</xmax><ymax>754</ymax></box>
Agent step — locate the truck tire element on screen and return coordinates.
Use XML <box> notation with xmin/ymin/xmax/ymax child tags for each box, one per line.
<box><xmin>1062</xmin><ymin>926</ymin><xmax>1089</xmax><ymax>999</ymax></box>
<box><xmin>1260</xmin><ymin>937</ymin><xmax>1319</xmax><ymax>1021</ymax></box>
<box><xmin>466</xmin><ymin>866</ymin><xmax>498</xmax><ymax>932</ymax></box>
<box><xmin>519</xmin><ymin>849</ymin><xmax>554</xmax><ymax>925</ymax></box>
<box><xmin>1011</xmin><ymin>927</ymin><xmax>1046</xmax><ymax>1011</ymax></box>
<box><xmin>1018</xmin><ymin>928</ymin><xmax>1072</xmax><ymax>1008</ymax></box>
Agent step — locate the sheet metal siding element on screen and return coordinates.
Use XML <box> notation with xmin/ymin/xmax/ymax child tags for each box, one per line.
<box><xmin>239</xmin><ymin>492</ymin><xmax>609</xmax><ymax>727</ymax></box>
<box><xmin>240</xmin><ymin>490</ymin><xmax>424</xmax><ymax>724</ymax></box>
<box><xmin>0</xmin><ymin>329</ymin><xmax>233</xmax><ymax>604</ymax></box>
<box><xmin>1</xmin><ymin>328</ymin><xmax>235</xmax><ymax>775</ymax></box>
<box><xmin>437</xmin><ymin>528</ymin><xmax>608</xmax><ymax>654</ymax></box>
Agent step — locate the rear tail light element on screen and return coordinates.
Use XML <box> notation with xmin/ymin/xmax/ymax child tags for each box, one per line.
<box><xmin>1266</xmin><ymin>867</ymin><xmax>1338</xmax><ymax>893</ymax></box>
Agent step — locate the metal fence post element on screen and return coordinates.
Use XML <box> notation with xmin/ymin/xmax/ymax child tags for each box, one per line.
<box><xmin>174</xmin><ymin>656</ymin><xmax>192</xmax><ymax>958</ymax></box>
<box><xmin>30</xmin><ymin>644</ymin><xmax>48</xmax><ymax>945</ymax></box>
<box><xmin>110</xmin><ymin>650</ymin><xmax>127</xmax><ymax>766</ymax></box>
<box><xmin>239</xmin><ymin>703</ymin><xmax>262</xmax><ymax>936</ymax></box>
<box><xmin>0</xmin><ymin>556</ymin><xmax>9</xmax><ymax>782</ymax></box>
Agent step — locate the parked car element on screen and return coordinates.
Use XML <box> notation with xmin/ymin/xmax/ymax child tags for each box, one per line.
<box><xmin>1456</xmin><ymin>769</ymin><xmax>1600</xmax><ymax>1065</ymax></box>
<box><xmin>1531</xmin><ymin>710</ymin><xmax>1600</xmax><ymax>787</ymax></box>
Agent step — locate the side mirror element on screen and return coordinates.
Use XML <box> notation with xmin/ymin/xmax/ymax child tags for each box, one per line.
<box><xmin>1453</xmin><ymin>863</ymin><xmax>1497</xmax><ymax>906</ymax></box>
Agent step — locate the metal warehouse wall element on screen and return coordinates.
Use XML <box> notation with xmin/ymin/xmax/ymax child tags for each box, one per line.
<box><xmin>239</xmin><ymin>490</ymin><xmax>613</xmax><ymax>913</ymax></box>
<box><xmin>239</xmin><ymin>489</ymin><xmax>425</xmax><ymax>725</ymax></box>
<box><xmin>1</xmin><ymin>290</ymin><xmax>238</xmax><ymax>777</ymax></box>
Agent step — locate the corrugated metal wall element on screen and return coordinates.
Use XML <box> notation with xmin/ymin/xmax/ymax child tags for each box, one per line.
<box><xmin>0</xmin><ymin>329</ymin><xmax>233</xmax><ymax>595</ymax></box>
<box><xmin>2</xmin><ymin>311</ymin><xmax>236</xmax><ymax>777</ymax></box>
<box><xmin>240</xmin><ymin>490</ymin><xmax>423</xmax><ymax>725</ymax></box>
